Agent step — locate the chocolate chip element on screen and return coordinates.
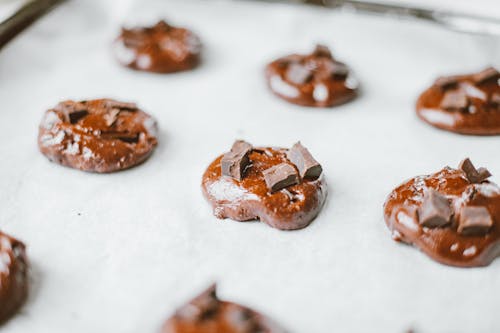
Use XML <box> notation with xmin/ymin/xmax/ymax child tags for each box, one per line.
<box><xmin>176</xmin><ymin>284</ymin><xmax>219</xmax><ymax>322</ymax></box>
<box><xmin>458</xmin><ymin>158</ymin><xmax>491</xmax><ymax>184</ymax></box>
<box><xmin>221</xmin><ymin>140</ymin><xmax>253</xmax><ymax>181</ymax></box>
<box><xmin>226</xmin><ymin>306</ymin><xmax>260</xmax><ymax>332</ymax></box>
<box><xmin>55</xmin><ymin>101</ymin><xmax>89</xmax><ymax>124</ymax></box>
<box><xmin>434</xmin><ymin>76</ymin><xmax>459</xmax><ymax>90</ymax></box>
<box><xmin>313</xmin><ymin>44</ymin><xmax>332</xmax><ymax>58</ymax></box>
<box><xmin>330</xmin><ymin>61</ymin><xmax>349</xmax><ymax>78</ymax></box>
<box><xmin>101</xmin><ymin>132</ymin><xmax>139</xmax><ymax>143</ymax></box>
<box><xmin>104</xmin><ymin>109</ymin><xmax>120</xmax><ymax>127</ymax></box>
<box><xmin>104</xmin><ymin>100</ymin><xmax>137</xmax><ymax>111</ymax></box>
<box><xmin>418</xmin><ymin>190</ymin><xmax>452</xmax><ymax>228</ymax></box>
<box><xmin>68</xmin><ymin>110</ymin><xmax>89</xmax><ymax>124</ymax></box>
<box><xmin>458</xmin><ymin>206</ymin><xmax>494</xmax><ymax>236</ymax></box>
<box><xmin>286</xmin><ymin>63</ymin><xmax>313</xmax><ymax>85</ymax></box>
<box><xmin>155</xmin><ymin>20</ymin><xmax>171</xmax><ymax>31</ymax></box>
<box><xmin>263</xmin><ymin>163</ymin><xmax>299</xmax><ymax>193</ymax></box>
<box><xmin>440</xmin><ymin>90</ymin><xmax>469</xmax><ymax>110</ymax></box>
<box><xmin>287</xmin><ymin>142</ymin><xmax>322</xmax><ymax>180</ymax></box>
<box><xmin>472</xmin><ymin>66</ymin><xmax>499</xmax><ymax>84</ymax></box>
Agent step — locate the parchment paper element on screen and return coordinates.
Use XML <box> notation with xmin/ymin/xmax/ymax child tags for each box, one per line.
<box><xmin>0</xmin><ymin>0</ymin><xmax>500</xmax><ymax>332</ymax></box>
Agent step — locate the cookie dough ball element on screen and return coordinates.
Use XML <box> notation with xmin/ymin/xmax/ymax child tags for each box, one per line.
<box><xmin>416</xmin><ymin>67</ymin><xmax>500</xmax><ymax>135</ymax></box>
<box><xmin>38</xmin><ymin>99</ymin><xmax>158</xmax><ymax>173</ymax></box>
<box><xmin>113</xmin><ymin>20</ymin><xmax>201</xmax><ymax>73</ymax></box>
<box><xmin>0</xmin><ymin>231</ymin><xmax>28</xmax><ymax>324</ymax></box>
<box><xmin>202</xmin><ymin>140</ymin><xmax>327</xmax><ymax>230</ymax></box>
<box><xmin>265</xmin><ymin>44</ymin><xmax>358</xmax><ymax>107</ymax></box>
<box><xmin>384</xmin><ymin>158</ymin><xmax>500</xmax><ymax>267</ymax></box>
<box><xmin>161</xmin><ymin>284</ymin><xmax>286</xmax><ymax>333</ymax></box>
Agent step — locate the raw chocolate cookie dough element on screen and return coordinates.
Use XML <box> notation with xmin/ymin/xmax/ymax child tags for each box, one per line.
<box><xmin>265</xmin><ymin>44</ymin><xmax>358</xmax><ymax>107</ymax></box>
<box><xmin>161</xmin><ymin>284</ymin><xmax>286</xmax><ymax>333</ymax></box>
<box><xmin>113</xmin><ymin>20</ymin><xmax>201</xmax><ymax>73</ymax></box>
<box><xmin>0</xmin><ymin>231</ymin><xmax>28</xmax><ymax>324</ymax></box>
<box><xmin>38</xmin><ymin>99</ymin><xmax>158</xmax><ymax>173</ymax></box>
<box><xmin>202</xmin><ymin>140</ymin><xmax>327</xmax><ymax>230</ymax></box>
<box><xmin>416</xmin><ymin>67</ymin><xmax>500</xmax><ymax>135</ymax></box>
<box><xmin>384</xmin><ymin>158</ymin><xmax>500</xmax><ymax>267</ymax></box>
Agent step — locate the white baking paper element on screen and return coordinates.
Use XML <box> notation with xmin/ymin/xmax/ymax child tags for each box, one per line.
<box><xmin>0</xmin><ymin>0</ymin><xmax>499</xmax><ymax>332</ymax></box>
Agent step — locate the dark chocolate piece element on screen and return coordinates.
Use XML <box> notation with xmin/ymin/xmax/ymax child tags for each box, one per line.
<box><xmin>225</xmin><ymin>306</ymin><xmax>260</xmax><ymax>332</ymax></box>
<box><xmin>330</xmin><ymin>61</ymin><xmax>349</xmax><ymax>78</ymax></box>
<box><xmin>473</xmin><ymin>66</ymin><xmax>499</xmax><ymax>84</ymax></box>
<box><xmin>155</xmin><ymin>20</ymin><xmax>171</xmax><ymax>31</ymax></box>
<box><xmin>175</xmin><ymin>283</ymin><xmax>219</xmax><ymax>321</ymax></box>
<box><xmin>287</xmin><ymin>142</ymin><xmax>322</xmax><ymax>179</ymax></box>
<box><xmin>104</xmin><ymin>109</ymin><xmax>120</xmax><ymax>127</ymax></box>
<box><xmin>286</xmin><ymin>63</ymin><xmax>313</xmax><ymax>85</ymax></box>
<box><xmin>68</xmin><ymin>109</ymin><xmax>89</xmax><ymax>124</ymax></box>
<box><xmin>313</xmin><ymin>44</ymin><xmax>332</xmax><ymax>58</ymax></box>
<box><xmin>458</xmin><ymin>206</ymin><xmax>494</xmax><ymax>236</ymax></box>
<box><xmin>263</xmin><ymin>163</ymin><xmax>299</xmax><ymax>193</ymax></box>
<box><xmin>56</xmin><ymin>101</ymin><xmax>89</xmax><ymax>124</ymax></box>
<box><xmin>434</xmin><ymin>76</ymin><xmax>459</xmax><ymax>90</ymax></box>
<box><xmin>100</xmin><ymin>132</ymin><xmax>139</xmax><ymax>143</ymax></box>
<box><xmin>459</xmin><ymin>158</ymin><xmax>491</xmax><ymax>184</ymax></box>
<box><xmin>221</xmin><ymin>140</ymin><xmax>253</xmax><ymax>181</ymax></box>
<box><xmin>440</xmin><ymin>90</ymin><xmax>469</xmax><ymax>110</ymax></box>
<box><xmin>38</xmin><ymin>99</ymin><xmax>158</xmax><ymax>173</ymax></box>
<box><xmin>418</xmin><ymin>190</ymin><xmax>452</xmax><ymax>228</ymax></box>
<box><xmin>103</xmin><ymin>100</ymin><xmax>137</xmax><ymax>111</ymax></box>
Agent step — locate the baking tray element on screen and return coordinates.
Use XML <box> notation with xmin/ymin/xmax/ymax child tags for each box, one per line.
<box><xmin>0</xmin><ymin>0</ymin><xmax>499</xmax><ymax>332</ymax></box>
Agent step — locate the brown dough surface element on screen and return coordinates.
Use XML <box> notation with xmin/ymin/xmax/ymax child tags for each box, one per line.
<box><xmin>38</xmin><ymin>99</ymin><xmax>158</xmax><ymax>173</ymax></box>
<box><xmin>384</xmin><ymin>167</ymin><xmax>500</xmax><ymax>267</ymax></box>
<box><xmin>113</xmin><ymin>20</ymin><xmax>201</xmax><ymax>73</ymax></box>
<box><xmin>202</xmin><ymin>147</ymin><xmax>327</xmax><ymax>230</ymax></box>
<box><xmin>0</xmin><ymin>231</ymin><xmax>28</xmax><ymax>324</ymax></box>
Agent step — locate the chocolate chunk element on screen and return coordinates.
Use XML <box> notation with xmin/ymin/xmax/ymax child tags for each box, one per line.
<box><xmin>221</xmin><ymin>140</ymin><xmax>253</xmax><ymax>181</ymax></box>
<box><xmin>175</xmin><ymin>284</ymin><xmax>219</xmax><ymax>322</ymax></box>
<box><xmin>330</xmin><ymin>61</ymin><xmax>349</xmax><ymax>78</ymax></box>
<box><xmin>287</xmin><ymin>142</ymin><xmax>322</xmax><ymax>180</ymax></box>
<box><xmin>56</xmin><ymin>101</ymin><xmax>89</xmax><ymax>124</ymax></box>
<box><xmin>418</xmin><ymin>190</ymin><xmax>452</xmax><ymax>228</ymax></box>
<box><xmin>263</xmin><ymin>163</ymin><xmax>299</xmax><ymax>193</ymax></box>
<box><xmin>155</xmin><ymin>20</ymin><xmax>171</xmax><ymax>31</ymax></box>
<box><xmin>434</xmin><ymin>76</ymin><xmax>459</xmax><ymax>90</ymax></box>
<box><xmin>459</xmin><ymin>158</ymin><xmax>491</xmax><ymax>183</ymax></box>
<box><xmin>440</xmin><ymin>90</ymin><xmax>469</xmax><ymax>110</ymax></box>
<box><xmin>226</xmin><ymin>306</ymin><xmax>260</xmax><ymax>332</ymax></box>
<box><xmin>101</xmin><ymin>131</ymin><xmax>139</xmax><ymax>143</ymax></box>
<box><xmin>104</xmin><ymin>109</ymin><xmax>120</xmax><ymax>127</ymax></box>
<box><xmin>68</xmin><ymin>109</ymin><xmax>89</xmax><ymax>124</ymax></box>
<box><xmin>458</xmin><ymin>206</ymin><xmax>494</xmax><ymax>236</ymax></box>
<box><xmin>473</xmin><ymin>66</ymin><xmax>499</xmax><ymax>84</ymax></box>
<box><xmin>313</xmin><ymin>44</ymin><xmax>332</xmax><ymax>58</ymax></box>
<box><xmin>286</xmin><ymin>63</ymin><xmax>313</xmax><ymax>85</ymax></box>
<box><xmin>103</xmin><ymin>100</ymin><xmax>137</xmax><ymax>111</ymax></box>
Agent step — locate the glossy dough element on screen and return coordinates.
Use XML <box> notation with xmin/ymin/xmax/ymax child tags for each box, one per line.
<box><xmin>162</xmin><ymin>285</ymin><xmax>286</xmax><ymax>333</ymax></box>
<box><xmin>113</xmin><ymin>20</ymin><xmax>201</xmax><ymax>73</ymax></box>
<box><xmin>202</xmin><ymin>147</ymin><xmax>327</xmax><ymax>230</ymax></box>
<box><xmin>265</xmin><ymin>49</ymin><xmax>358</xmax><ymax>107</ymax></box>
<box><xmin>416</xmin><ymin>71</ymin><xmax>500</xmax><ymax>135</ymax></box>
<box><xmin>0</xmin><ymin>231</ymin><xmax>28</xmax><ymax>324</ymax></box>
<box><xmin>38</xmin><ymin>99</ymin><xmax>158</xmax><ymax>173</ymax></box>
<box><xmin>384</xmin><ymin>167</ymin><xmax>500</xmax><ymax>267</ymax></box>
